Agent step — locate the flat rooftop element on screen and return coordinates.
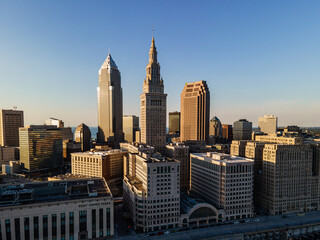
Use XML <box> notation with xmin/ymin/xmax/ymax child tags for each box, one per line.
<box><xmin>191</xmin><ymin>152</ymin><xmax>254</xmax><ymax>164</ymax></box>
<box><xmin>71</xmin><ymin>149</ymin><xmax>126</xmax><ymax>156</ymax></box>
<box><xmin>0</xmin><ymin>177</ymin><xmax>111</xmax><ymax>207</ymax></box>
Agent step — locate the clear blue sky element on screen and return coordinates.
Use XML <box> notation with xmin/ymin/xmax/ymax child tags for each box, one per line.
<box><xmin>0</xmin><ymin>0</ymin><xmax>320</xmax><ymax>127</ymax></box>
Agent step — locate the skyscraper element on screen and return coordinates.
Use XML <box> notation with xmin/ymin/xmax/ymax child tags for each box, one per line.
<box><xmin>74</xmin><ymin>123</ymin><xmax>91</xmax><ymax>151</ymax></box>
<box><xmin>140</xmin><ymin>37</ymin><xmax>167</xmax><ymax>153</ymax></box>
<box><xmin>258</xmin><ymin>115</ymin><xmax>278</xmax><ymax>134</ymax></box>
<box><xmin>180</xmin><ymin>81</ymin><xmax>210</xmax><ymax>142</ymax></box>
<box><xmin>97</xmin><ymin>54</ymin><xmax>124</xmax><ymax>147</ymax></box>
<box><xmin>0</xmin><ymin>109</ymin><xmax>24</xmax><ymax>147</ymax></box>
<box><xmin>123</xmin><ymin>115</ymin><xmax>139</xmax><ymax>143</ymax></box>
<box><xmin>209</xmin><ymin>116</ymin><xmax>222</xmax><ymax>137</ymax></box>
<box><xmin>233</xmin><ymin>119</ymin><xmax>252</xmax><ymax>140</ymax></box>
<box><xmin>169</xmin><ymin>111</ymin><xmax>180</xmax><ymax>134</ymax></box>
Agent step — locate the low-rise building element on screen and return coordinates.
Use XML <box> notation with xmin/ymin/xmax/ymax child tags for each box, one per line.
<box><xmin>0</xmin><ymin>177</ymin><xmax>113</xmax><ymax>240</ymax></box>
<box><xmin>190</xmin><ymin>152</ymin><xmax>254</xmax><ymax>220</ymax></box>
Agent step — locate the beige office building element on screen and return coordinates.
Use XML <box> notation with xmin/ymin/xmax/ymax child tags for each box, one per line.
<box><xmin>230</xmin><ymin>140</ymin><xmax>250</xmax><ymax>157</ymax></box>
<box><xmin>123</xmin><ymin>152</ymin><xmax>180</xmax><ymax>232</ymax></box>
<box><xmin>254</xmin><ymin>134</ymin><xmax>303</xmax><ymax>145</ymax></box>
<box><xmin>97</xmin><ymin>54</ymin><xmax>124</xmax><ymax>147</ymax></box>
<box><xmin>258</xmin><ymin>115</ymin><xmax>278</xmax><ymax>134</ymax></box>
<box><xmin>123</xmin><ymin>115</ymin><xmax>139</xmax><ymax>143</ymax></box>
<box><xmin>180</xmin><ymin>81</ymin><xmax>210</xmax><ymax>142</ymax></box>
<box><xmin>0</xmin><ymin>178</ymin><xmax>113</xmax><ymax>240</ymax></box>
<box><xmin>0</xmin><ymin>109</ymin><xmax>24</xmax><ymax>147</ymax></box>
<box><xmin>71</xmin><ymin>149</ymin><xmax>127</xmax><ymax>182</ymax></box>
<box><xmin>140</xmin><ymin>37</ymin><xmax>167</xmax><ymax>153</ymax></box>
<box><xmin>165</xmin><ymin>143</ymin><xmax>190</xmax><ymax>189</ymax></box>
<box><xmin>190</xmin><ymin>152</ymin><xmax>254</xmax><ymax>220</ymax></box>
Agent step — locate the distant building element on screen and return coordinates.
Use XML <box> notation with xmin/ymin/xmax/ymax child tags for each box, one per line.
<box><xmin>63</xmin><ymin>140</ymin><xmax>81</xmax><ymax>170</ymax></box>
<box><xmin>140</xmin><ymin>37</ymin><xmax>167</xmax><ymax>153</ymax></box>
<box><xmin>0</xmin><ymin>109</ymin><xmax>24</xmax><ymax>147</ymax></box>
<box><xmin>0</xmin><ymin>177</ymin><xmax>114</xmax><ymax>239</ymax></box>
<box><xmin>19</xmin><ymin>125</ymin><xmax>63</xmax><ymax>172</ymax></box>
<box><xmin>169</xmin><ymin>112</ymin><xmax>180</xmax><ymax>134</ymax></box>
<box><xmin>209</xmin><ymin>116</ymin><xmax>222</xmax><ymax>137</ymax></box>
<box><xmin>97</xmin><ymin>54</ymin><xmax>124</xmax><ymax>147</ymax></box>
<box><xmin>233</xmin><ymin>119</ymin><xmax>252</xmax><ymax>140</ymax></box>
<box><xmin>165</xmin><ymin>143</ymin><xmax>190</xmax><ymax>189</ymax></box>
<box><xmin>45</xmin><ymin>117</ymin><xmax>65</xmax><ymax>128</ymax></box>
<box><xmin>123</xmin><ymin>152</ymin><xmax>180</xmax><ymax>232</ymax></box>
<box><xmin>123</xmin><ymin>115</ymin><xmax>139</xmax><ymax>143</ymax></box>
<box><xmin>222</xmin><ymin>124</ymin><xmax>233</xmax><ymax>142</ymax></box>
<box><xmin>45</xmin><ymin>117</ymin><xmax>73</xmax><ymax>141</ymax></box>
<box><xmin>135</xmin><ymin>130</ymin><xmax>141</xmax><ymax>143</ymax></box>
<box><xmin>75</xmin><ymin>123</ymin><xmax>91</xmax><ymax>151</ymax></box>
<box><xmin>0</xmin><ymin>146</ymin><xmax>18</xmax><ymax>165</ymax></box>
<box><xmin>180</xmin><ymin>81</ymin><xmax>210</xmax><ymax>142</ymax></box>
<box><xmin>230</xmin><ymin>140</ymin><xmax>250</xmax><ymax>157</ymax></box>
<box><xmin>258</xmin><ymin>115</ymin><xmax>277</xmax><ymax>134</ymax></box>
<box><xmin>254</xmin><ymin>134</ymin><xmax>303</xmax><ymax>145</ymax></box>
<box><xmin>190</xmin><ymin>152</ymin><xmax>254</xmax><ymax>220</ymax></box>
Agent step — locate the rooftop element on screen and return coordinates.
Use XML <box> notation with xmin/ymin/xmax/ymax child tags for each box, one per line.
<box><xmin>0</xmin><ymin>177</ymin><xmax>111</xmax><ymax>207</ymax></box>
<box><xmin>71</xmin><ymin>149</ymin><xmax>126</xmax><ymax>156</ymax></box>
<box><xmin>191</xmin><ymin>152</ymin><xmax>254</xmax><ymax>164</ymax></box>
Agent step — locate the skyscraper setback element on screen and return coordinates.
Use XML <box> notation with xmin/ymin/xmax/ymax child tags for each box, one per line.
<box><xmin>140</xmin><ymin>37</ymin><xmax>167</xmax><ymax>153</ymax></box>
<box><xmin>97</xmin><ymin>54</ymin><xmax>124</xmax><ymax>147</ymax></box>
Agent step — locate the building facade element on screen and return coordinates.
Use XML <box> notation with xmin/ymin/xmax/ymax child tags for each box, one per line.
<box><xmin>190</xmin><ymin>152</ymin><xmax>254</xmax><ymax>220</ymax></box>
<box><xmin>165</xmin><ymin>143</ymin><xmax>190</xmax><ymax>189</ymax></box>
<box><xmin>97</xmin><ymin>54</ymin><xmax>124</xmax><ymax>147</ymax></box>
<box><xmin>19</xmin><ymin>125</ymin><xmax>63</xmax><ymax>172</ymax></box>
<box><xmin>233</xmin><ymin>119</ymin><xmax>252</xmax><ymax>140</ymax></box>
<box><xmin>123</xmin><ymin>115</ymin><xmax>139</xmax><ymax>143</ymax></box>
<box><xmin>258</xmin><ymin>115</ymin><xmax>278</xmax><ymax>134</ymax></box>
<box><xmin>123</xmin><ymin>152</ymin><xmax>180</xmax><ymax>232</ymax></box>
<box><xmin>230</xmin><ymin>140</ymin><xmax>250</xmax><ymax>157</ymax></box>
<box><xmin>222</xmin><ymin>124</ymin><xmax>233</xmax><ymax>142</ymax></box>
<box><xmin>0</xmin><ymin>109</ymin><xmax>24</xmax><ymax>147</ymax></box>
<box><xmin>209</xmin><ymin>116</ymin><xmax>222</xmax><ymax>137</ymax></box>
<box><xmin>140</xmin><ymin>37</ymin><xmax>167</xmax><ymax>153</ymax></box>
<box><xmin>180</xmin><ymin>81</ymin><xmax>210</xmax><ymax>142</ymax></box>
<box><xmin>74</xmin><ymin>123</ymin><xmax>91</xmax><ymax>152</ymax></box>
<box><xmin>0</xmin><ymin>178</ymin><xmax>113</xmax><ymax>240</ymax></box>
<box><xmin>169</xmin><ymin>112</ymin><xmax>180</xmax><ymax>134</ymax></box>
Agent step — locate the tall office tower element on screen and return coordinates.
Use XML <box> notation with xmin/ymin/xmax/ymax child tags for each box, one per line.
<box><xmin>0</xmin><ymin>109</ymin><xmax>24</xmax><ymax>147</ymax></box>
<box><xmin>209</xmin><ymin>116</ymin><xmax>222</xmax><ymax>137</ymax></box>
<box><xmin>165</xmin><ymin>143</ymin><xmax>190</xmax><ymax>189</ymax></box>
<box><xmin>230</xmin><ymin>140</ymin><xmax>251</xmax><ymax>157</ymax></box>
<box><xmin>97</xmin><ymin>53</ymin><xmax>124</xmax><ymax>147</ymax></box>
<box><xmin>123</xmin><ymin>152</ymin><xmax>180</xmax><ymax>232</ymax></box>
<box><xmin>222</xmin><ymin>124</ymin><xmax>233</xmax><ymax>142</ymax></box>
<box><xmin>19</xmin><ymin>125</ymin><xmax>63</xmax><ymax>172</ymax></box>
<box><xmin>190</xmin><ymin>152</ymin><xmax>254</xmax><ymax>220</ymax></box>
<box><xmin>140</xmin><ymin>37</ymin><xmax>167</xmax><ymax>153</ymax></box>
<box><xmin>45</xmin><ymin>117</ymin><xmax>73</xmax><ymax>140</ymax></box>
<box><xmin>123</xmin><ymin>115</ymin><xmax>139</xmax><ymax>143</ymax></box>
<box><xmin>180</xmin><ymin>81</ymin><xmax>210</xmax><ymax>142</ymax></box>
<box><xmin>0</xmin><ymin>146</ymin><xmax>18</xmax><ymax>165</ymax></box>
<box><xmin>233</xmin><ymin>119</ymin><xmax>252</xmax><ymax>140</ymax></box>
<box><xmin>258</xmin><ymin>115</ymin><xmax>278</xmax><ymax>134</ymax></box>
<box><xmin>74</xmin><ymin>123</ymin><xmax>91</xmax><ymax>151</ymax></box>
<box><xmin>169</xmin><ymin>111</ymin><xmax>180</xmax><ymax>134</ymax></box>
<box><xmin>0</xmin><ymin>177</ymin><xmax>114</xmax><ymax>239</ymax></box>
<box><xmin>258</xmin><ymin>144</ymin><xmax>316</xmax><ymax>215</ymax></box>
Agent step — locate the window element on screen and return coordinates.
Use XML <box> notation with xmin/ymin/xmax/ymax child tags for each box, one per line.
<box><xmin>43</xmin><ymin>215</ymin><xmax>48</xmax><ymax>239</ymax></box>
<box><xmin>33</xmin><ymin>216</ymin><xmax>39</xmax><ymax>240</ymax></box>
<box><xmin>69</xmin><ymin>212</ymin><xmax>74</xmax><ymax>240</ymax></box>
<box><xmin>14</xmin><ymin>218</ymin><xmax>20</xmax><ymax>240</ymax></box>
<box><xmin>60</xmin><ymin>213</ymin><xmax>65</xmax><ymax>240</ymax></box>
<box><xmin>24</xmin><ymin>217</ymin><xmax>30</xmax><ymax>240</ymax></box>
<box><xmin>79</xmin><ymin>211</ymin><xmax>87</xmax><ymax>232</ymax></box>
<box><xmin>52</xmin><ymin>214</ymin><xmax>57</xmax><ymax>239</ymax></box>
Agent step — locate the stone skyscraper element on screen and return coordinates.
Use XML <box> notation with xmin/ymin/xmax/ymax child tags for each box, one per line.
<box><xmin>140</xmin><ymin>37</ymin><xmax>167</xmax><ymax>153</ymax></box>
<box><xmin>180</xmin><ymin>81</ymin><xmax>210</xmax><ymax>142</ymax></box>
<box><xmin>97</xmin><ymin>54</ymin><xmax>124</xmax><ymax>147</ymax></box>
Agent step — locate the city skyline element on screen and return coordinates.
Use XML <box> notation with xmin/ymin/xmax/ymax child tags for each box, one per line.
<box><xmin>1</xmin><ymin>1</ymin><xmax>320</xmax><ymax>127</ymax></box>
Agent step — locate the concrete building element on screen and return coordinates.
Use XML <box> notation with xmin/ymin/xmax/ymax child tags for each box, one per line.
<box><xmin>123</xmin><ymin>152</ymin><xmax>180</xmax><ymax>232</ymax></box>
<box><xmin>257</xmin><ymin>144</ymin><xmax>316</xmax><ymax>215</ymax></box>
<box><xmin>209</xmin><ymin>116</ymin><xmax>222</xmax><ymax>137</ymax></box>
<box><xmin>19</xmin><ymin>125</ymin><xmax>63</xmax><ymax>172</ymax></box>
<box><xmin>258</xmin><ymin>115</ymin><xmax>278</xmax><ymax>134</ymax></box>
<box><xmin>0</xmin><ymin>146</ymin><xmax>18</xmax><ymax>165</ymax></box>
<box><xmin>123</xmin><ymin>115</ymin><xmax>139</xmax><ymax>143</ymax></box>
<box><xmin>222</xmin><ymin>124</ymin><xmax>233</xmax><ymax>142</ymax></box>
<box><xmin>140</xmin><ymin>37</ymin><xmax>167</xmax><ymax>153</ymax></box>
<box><xmin>63</xmin><ymin>140</ymin><xmax>81</xmax><ymax>170</ymax></box>
<box><xmin>135</xmin><ymin>130</ymin><xmax>141</xmax><ymax>143</ymax></box>
<box><xmin>0</xmin><ymin>109</ymin><xmax>24</xmax><ymax>147</ymax></box>
<box><xmin>74</xmin><ymin>123</ymin><xmax>91</xmax><ymax>152</ymax></box>
<box><xmin>71</xmin><ymin>149</ymin><xmax>127</xmax><ymax>183</ymax></box>
<box><xmin>0</xmin><ymin>177</ymin><xmax>113</xmax><ymax>240</ymax></box>
<box><xmin>45</xmin><ymin>117</ymin><xmax>65</xmax><ymax>128</ymax></box>
<box><xmin>230</xmin><ymin>140</ymin><xmax>251</xmax><ymax>157</ymax></box>
<box><xmin>97</xmin><ymin>54</ymin><xmax>124</xmax><ymax>147</ymax></box>
<box><xmin>233</xmin><ymin>119</ymin><xmax>252</xmax><ymax>140</ymax></box>
<box><xmin>180</xmin><ymin>81</ymin><xmax>210</xmax><ymax>143</ymax></box>
<box><xmin>169</xmin><ymin>112</ymin><xmax>180</xmax><ymax>134</ymax></box>
<box><xmin>165</xmin><ymin>143</ymin><xmax>190</xmax><ymax>189</ymax></box>
<box><xmin>255</xmin><ymin>134</ymin><xmax>303</xmax><ymax>145</ymax></box>
<box><xmin>190</xmin><ymin>152</ymin><xmax>254</xmax><ymax>220</ymax></box>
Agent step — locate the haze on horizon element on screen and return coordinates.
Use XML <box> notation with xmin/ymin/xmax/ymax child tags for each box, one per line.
<box><xmin>0</xmin><ymin>0</ymin><xmax>319</xmax><ymax>127</ymax></box>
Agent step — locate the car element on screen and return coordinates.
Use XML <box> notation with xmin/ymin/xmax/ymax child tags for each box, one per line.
<box><xmin>149</xmin><ymin>233</ymin><xmax>156</xmax><ymax>236</ymax></box>
<box><xmin>234</xmin><ymin>221</ymin><xmax>239</xmax><ymax>224</ymax></box>
<box><xmin>157</xmin><ymin>231</ymin><xmax>164</xmax><ymax>235</ymax></box>
<box><xmin>245</xmin><ymin>219</ymin><xmax>250</xmax><ymax>223</ymax></box>
<box><xmin>164</xmin><ymin>231</ymin><xmax>170</xmax><ymax>235</ymax></box>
